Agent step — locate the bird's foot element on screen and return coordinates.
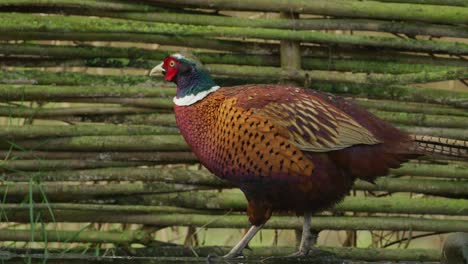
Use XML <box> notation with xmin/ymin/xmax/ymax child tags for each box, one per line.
<box><xmin>286</xmin><ymin>250</ymin><xmax>309</xmax><ymax>258</ymax></box>
<box><xmin>286</xmin><ymin>246</ymin><xmax>321</xmax><ymax>258</ymax></box>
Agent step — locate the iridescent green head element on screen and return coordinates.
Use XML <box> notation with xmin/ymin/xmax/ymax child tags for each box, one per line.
<box><xmin>150</xmin><ymin>53</ymin><xmax>219</xmax><ymax>106</ymax></box>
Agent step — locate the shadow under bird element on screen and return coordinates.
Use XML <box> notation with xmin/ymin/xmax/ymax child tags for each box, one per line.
<box><xmin>149</xmin><ymin>53</ymin><xmax>467</xmax><ymax>259</ymax></box>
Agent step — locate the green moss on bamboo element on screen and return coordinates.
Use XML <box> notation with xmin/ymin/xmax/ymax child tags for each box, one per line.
<box><xmin>1</xmin><ymin>13</ymin><xmax>467</xmax><ymax>54</ymax></box>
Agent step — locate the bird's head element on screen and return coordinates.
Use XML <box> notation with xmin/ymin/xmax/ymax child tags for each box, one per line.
<box><xmin>149</xmin><ymin>53</ymin><xmax>219</xmax><ymax>106</ymax></box>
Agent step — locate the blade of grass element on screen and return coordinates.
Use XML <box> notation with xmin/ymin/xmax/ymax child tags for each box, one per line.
<box><xmin>28</xmin><ymin>176</ymin><xmax>35</xmax><ymax>244</ymax></box>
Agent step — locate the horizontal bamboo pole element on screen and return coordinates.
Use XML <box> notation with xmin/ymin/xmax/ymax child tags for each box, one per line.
<box><xmin>5</xmin><ymin>194</ymin><xmax>468</xmax><ymax>216</ymax></box>
<box><xmin>5</xmin><ymin>55</ymin><xmax>461</xmax><ymax>76</ymax></box>
<box><xmin>0</xmin><ymin>125</ymin><xmax>179</xmax><ymax>139</ymax></box>
<box><xmin>118</xmin><ymin>214</ymin><xmax>468</xmax><ymax>232</ymax></box>
<box><xmin>0</xmin><ymin>151</ymin><xmax>197</xmax><ymax>163</ymax></box>
<box><xmin>3</xmin><ymin>43</ymin><xmax>466</xmax><ymax>69</ymax></box>
<box><xmin>1</xmin><ymin>86</ymin><xmax>466</xmax><ymax>116</ymax></box>
<box><xmin>355</xmin><ymin>99</ymin><xmax>468</xmax><ymax>117</ymax></box>
<box><xmin>4</xmin><ymin>162</ymin><xmax>466</xmax><ymax>182</ymax></box>
<box><xmin>354</xmin><ymin>178</ymin><xmax>468</xmax><ymax>197</ymax></box>
<box><xmin>0</xmin><ymin>203</ymin><xmax>213</xmax><ymax>215</ymax></box>
<box><xmin>3</xmin><ymin>166</ymin><xmax>466</xmax><ymax>196</ymax></box>
<box><xmin>79</xmin><ymin>113</ymin><xmax>176</xmax><ymax>126</ymax></box>
<box><xmin>0</xmin><ymin>0</ymin><xmax>161</xmax><ymax>12</ymax></box>
<box><xmin>145</xmin><ymin>0</ymin><xmax>468</xmax><ymax>24</ymax></box>
<box><xmin>2</xmin><ymin>82</ymin><xmax>466</xmax><ymax>111</ymax></box>
<box><xmin>0</xmin><ymin>182</ymin><xmax>210</xmax><ymax>202</ymax></box>
<box><xmin>207</xmin><ymin>64</ymin><xmax>468</xmax><ymax>86</ymax></box>
<box><xmin>142</xmin><ymin>191</ymin><xmax>468</xmax><ymax>215</ymax></box>
<box><xmin>0</xmin><ymin>32</ymin><xmax>277</xmax><ymax>54</ymax></box>
<box><xmin>67</xmin><ymin>106</ymin><xmax>468</xmax><ymax>129</ymax></box>
<box><xmin>336</xmin><ymin>196</ymin><xmax>468</xmax><ymax>215</ymax></box>
<box><xmin>2</xmin><ymin>13</ymin><xmax>467</xmax><ymax>55</ymax></box>
<box><xmin>398</xmin><ymin>126</ymin><xmax>468</xmax><ymax>140</ymax></box>
<box><xmin>1</xmin><ymin>246</ymin><xmax>441</xmax><ymax>262</ymax></box>
<box><xmin>61</xmin><ymin>98</ymin><xmax>174</xmax><ymax>108</ymax></box>
<box><xmin>0</xmin><ymin>69</ymin><xmax>152</xmax><ymax>86</ymax></box>
<box><xmin>2</xmin><ymin>105</ymin><xmax>465</xmax><ymax>130</ymax></box>
<box><xmin>313</xmin><ymin>82</ymin><xmax>468</xmax><ymax>108</ymax></box>
<box><xmin>1</xmin><ymin>4</ymin><xmax>465</xmax><ymax>39</ymax></box>
<box><xmin>369</xmin><ymin>110</ymin><xmax>468</xmax><ymax>128</ymax></box>
<box><xmin>374</xmin><ymin>0</ymin><xmax>467</xmax><ymax>7</ymax></box>
<box><xmin>0</xmin><ymin>84</ymin><xmax>175</xmax><ymax>100</ymax></box>
<box><xmin>0</xmin><ymin>159</ymin><xmax>153</xmax><ymax>172</ymax></box>
<box><xmin>0</xmin><ymin>229</ymin><xmax>151</xmax><ymax>244</ymax></box>
<box><xmin>391</xmin><ymin>163</ymin><xmax>468</xmax><ymax>179</ymax></box>
<box><xmin>1</xmin><ymin>135</ymin><xmax>189</xmax><ymax>152</ymax></box>
<box><xmin>89</xmin><ymin>11</ymin><xmax>468</xmax><ymax>38</ymax></box>
<box><xmin>2</xmin><ymin>167</ymin><xmax>227</xmax><ymax>186</ymax></box>
<box><xmin>5</xmin><ymin>211</ymin><xmax>468</xmax><ymax>232</ymax></box>
<box><xmin>5</xmin><ymin>54</ymin><xmax>462</xmax><ymax>76</ymax></box>
<box><xmin>0</xmin><ymin>106</ymin><xmax>156</xmax><ymax>118</ymax></box>
<box><xmin>2</xmin><ymin>70</ymin><xmax>466</xmax><ymax>106</ymax></box>
<box><xmin>134</xmin><ymin>245</ymin><xmax>440</xmax><ymax>262</ymax></box>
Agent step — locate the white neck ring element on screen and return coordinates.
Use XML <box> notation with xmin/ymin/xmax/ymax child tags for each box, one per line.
<box><xmin>173</xmin><ymin>86</ymin><xmax>220</xmax><ymax>106</ymax></box>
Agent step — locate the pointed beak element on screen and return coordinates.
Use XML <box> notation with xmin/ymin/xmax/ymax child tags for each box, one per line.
<box><xmin>149</xmin><ymin>62</ymin><xmax>165</xmax><ymax>77</ymax></box>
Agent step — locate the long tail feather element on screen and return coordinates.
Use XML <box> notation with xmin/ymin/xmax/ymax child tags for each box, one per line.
<box><xmin>410</xmin><ymin>135</ymin><xmax>468</xmax><ymax>158</ymax></box>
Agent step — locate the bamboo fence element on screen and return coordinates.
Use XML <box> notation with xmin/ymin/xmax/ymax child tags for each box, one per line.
<box><xmin>0</xmin><ymin>0</ymin><xmax>467</xmax><ymax>263</ymax></box>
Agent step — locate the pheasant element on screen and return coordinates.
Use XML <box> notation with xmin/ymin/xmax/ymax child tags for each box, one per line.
<box><xmin>149</xmin><ymin>53</ymin><xmax>466</xmax><ymax>258</ymax></box>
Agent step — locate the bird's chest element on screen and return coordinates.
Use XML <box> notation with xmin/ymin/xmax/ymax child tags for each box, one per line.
<box><xmin>174</xmin><ymin>98</ymin><xmax>255</xmax><ymax>179</ymax></box>
<box><xmin>174</xmin><ymin>99</ymin><xmax>224</xmax><ymax>172</ymax></box>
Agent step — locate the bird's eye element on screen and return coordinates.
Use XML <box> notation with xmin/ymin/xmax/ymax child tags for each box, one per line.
<box><xmin>169</xmin><ymin>61</ymin><xmax>176</xmax><ymax>68</ymax></box>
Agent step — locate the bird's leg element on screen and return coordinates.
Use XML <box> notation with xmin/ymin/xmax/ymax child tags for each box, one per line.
<box><xmin>222</xmin><ymin>224</ymin><xmax>264</xmax><ymax>259</ymax></box>
<box><xmin>289</xmin><ymin>212</ymin><xmax>314</xmax><ymax>257</ymax></box>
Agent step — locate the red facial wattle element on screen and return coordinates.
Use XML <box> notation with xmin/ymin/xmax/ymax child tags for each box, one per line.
<box><xmin>164</xmin><ymin>68</ymin><xmax>177</xmax><ymax>81</ymax></box>
<box><xmin>163</xmin><ymin>58</ymin><xmax>178</xmax><ymax>82</ymax></box>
